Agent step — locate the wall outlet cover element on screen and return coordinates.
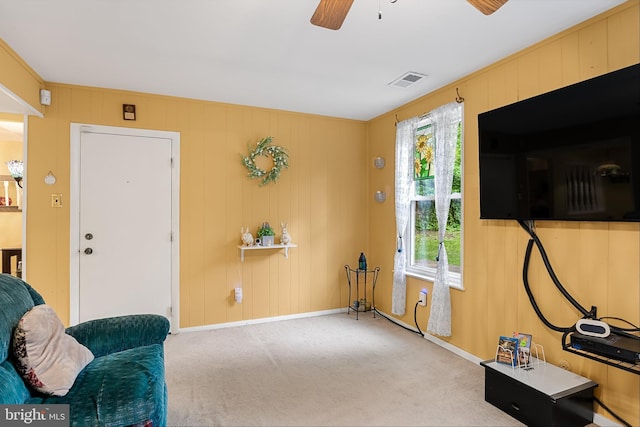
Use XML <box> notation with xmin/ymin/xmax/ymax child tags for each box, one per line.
<box><xmin>51</xmin><ymin>193</ymin><xmax>62</xmax><ymax>208</ymax></box>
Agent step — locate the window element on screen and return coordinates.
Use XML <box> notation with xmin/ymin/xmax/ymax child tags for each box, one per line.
<box><xmin>405</xmin><ymin>120</ymin><xmax>463</xmax><ymax>288</ymax></box>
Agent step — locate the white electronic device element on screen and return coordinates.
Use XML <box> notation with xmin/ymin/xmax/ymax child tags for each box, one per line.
<box><xmin>576</xmin><ymin>318</ymin><xmax>610</xmax><ymax>337</ymax></box>
<box><xmin>40</xmin><ymin>89</ymin><xmax>51</xmax><ymax>106</ymax></box>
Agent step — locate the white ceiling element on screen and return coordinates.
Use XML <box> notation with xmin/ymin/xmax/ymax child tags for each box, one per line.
<box><xmin>0</xmin><ymin>120</ymin><xmax>23</xmax><ymax>141</ymax></box>
<box><xmin>0</xmin><ymin>0</ymin><xmax>629</xmax><ymax>121</ymax></box>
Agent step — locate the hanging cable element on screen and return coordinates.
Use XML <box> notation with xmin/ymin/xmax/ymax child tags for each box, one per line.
<box><xmin>518</xmin><ymin>220</ymin><xmax>591</xmax><ymax>317</ymax></box>
<box><xmin>597</xmin><ymin>317</ymin><xmax>640</xmax><ymax>333</ymax></box>
<box><xmin>414</xmin><ymin>301</ymin><xmax>424</xmax><ymax>337</ymax></box>
<box><xmin>519</xmin><ymin>219</ymin><xmax>639</xmax><ymax>338</ymax></box>
<box><xmin>522</xmin><ymin>238</ymin><xmax>572</xmax><ymax>332</ymax></box>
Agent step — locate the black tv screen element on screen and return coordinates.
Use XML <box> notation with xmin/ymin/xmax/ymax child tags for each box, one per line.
<box><xmin>478</xmin><ymin>63</ymin><xmax>640</xmax><ymax>222</ymax></box>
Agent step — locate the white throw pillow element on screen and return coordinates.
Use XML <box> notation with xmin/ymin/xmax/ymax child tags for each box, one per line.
<box><xmin>12</xmin><ymin>304</ymin><xmax>94</xmax><ymax>396</ymax></box>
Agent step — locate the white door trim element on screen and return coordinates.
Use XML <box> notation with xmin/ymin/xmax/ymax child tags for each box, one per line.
<box><xmin>21</xmin><ymin>114</ymin><xmax>28</xmax><ymax>281</ymax></box>
<box><xmin>69</xmin><ymin>123</ymin><xmax>180</xmax><ymax>331</ymax></box>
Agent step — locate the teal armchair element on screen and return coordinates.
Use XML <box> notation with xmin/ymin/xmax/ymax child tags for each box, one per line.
<box><xmin>0</xmin><ymin>274</ymin><xmax>169</xmax><ymax>426</ymax></box>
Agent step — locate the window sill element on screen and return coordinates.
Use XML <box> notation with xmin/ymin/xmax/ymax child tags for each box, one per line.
<box><xmin>404</xmin><ymin>268</ymin><xmax>464</xmax><ymax>291</ymax></box>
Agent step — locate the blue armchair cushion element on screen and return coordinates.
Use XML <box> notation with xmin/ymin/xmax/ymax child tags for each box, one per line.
<box><xmin>65</xmin><ymin>315</ymin><xmax>170</xmax><ymax>358</ymax></box>
<box><xmin>42</xmin><ymin>344</ymin><xmax>167</xmax><ymax>427</ymax></box>
<box><xmin>0</xmin><ymin>360</ymin><xmax>32</xmax><ymax>404</ymax></box>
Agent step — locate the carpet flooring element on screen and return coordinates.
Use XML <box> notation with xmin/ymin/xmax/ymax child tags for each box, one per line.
<box><xmin>164</xmin><ymin>312</ymin><xmax>524</xmax><ymax>426</ymax></box>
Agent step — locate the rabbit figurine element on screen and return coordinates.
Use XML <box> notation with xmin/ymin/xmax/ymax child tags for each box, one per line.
<box><xmin>280</xmin><ymin>222</ymin><xmax>291</xmax><ymax>245</ymax></box>
<box><xmin>241</xmin><ymin>227</ymin><xmax>254</xmax><ymax>246</ymax></box>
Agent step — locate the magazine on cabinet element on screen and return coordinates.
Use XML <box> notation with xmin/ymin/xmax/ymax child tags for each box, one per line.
<box><xmin>496</xmin><ymin>336</ymin><xmax>519</xmax><ymax>366</ymax></box>
<box><xmin>514</xmin><ymin>332</ymin><xmax>533</xmax><ymax>367</ymax></box>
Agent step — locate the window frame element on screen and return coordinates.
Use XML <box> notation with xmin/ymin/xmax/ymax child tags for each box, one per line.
<box><xmin>404</xmin><ymin>119</ymin><xmax>464</xmax><ymax>290</ymax></box>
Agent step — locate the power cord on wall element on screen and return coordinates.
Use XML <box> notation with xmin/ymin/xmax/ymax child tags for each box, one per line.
<box><xmin>373</xmin><ymin>302</ymin><xmax>425</xmax><ymax>337</ymax></box>
<box><xmin>414</xmin><ymin>301</ymin><xmax>424</xmax><ymax>337</ymax></box>
<box><xmin>519</xmin><ymin>220</ymin><xmax>591</xmax><ymax>320</ymax></box>
<box><xmin>522</xmin><ymin>238</ymin><xmax>572</xmax><ymax>332</ymax></box>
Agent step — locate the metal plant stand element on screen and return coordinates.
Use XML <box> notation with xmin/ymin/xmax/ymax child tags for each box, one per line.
<box><xmin>344</xmin><ymin>265</ymin><xmax>380</xmax><ymax>319</ymax></box>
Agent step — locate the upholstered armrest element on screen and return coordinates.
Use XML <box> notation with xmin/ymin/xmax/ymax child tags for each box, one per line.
<box><xmin>65</xmin><ymin>314</ymin><xmax>170</xmax><ymax>358</ymax></box>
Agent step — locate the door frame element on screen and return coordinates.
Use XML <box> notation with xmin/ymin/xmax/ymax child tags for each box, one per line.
<box><xmin>69</xmin><ymin>123</ymin><xmax>180</xmax><ymax>331</ymax></box>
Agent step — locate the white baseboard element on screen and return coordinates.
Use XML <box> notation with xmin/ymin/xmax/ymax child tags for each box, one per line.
<box><xmin>372</xmin><ymin>308</ymin><xmax>483</xmax><ymax>365</ymax></box>
<box><xmin>175</xmin><ymin>308</ymin><xmax>344</xmax><ymax>334</ymax></box>
<box><xmin>593</xmin><ymin>413</ymin><xmax>622</xmax><ymax>427</ymax></box>
<box><xmin>421</xmin><ymin>330</ymin><xmax>485</xmax><ymax>365</ymax></box>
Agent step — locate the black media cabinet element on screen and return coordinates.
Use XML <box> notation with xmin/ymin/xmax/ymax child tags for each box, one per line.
<box><xmin>480</xmin><ymin>359</ymin><xmax>597</xmax><ymax>427</ymax></box>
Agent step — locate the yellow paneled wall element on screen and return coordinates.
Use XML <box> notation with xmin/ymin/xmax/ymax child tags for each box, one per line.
<box><xmin>24</xmin><ymin>87</ymin><xmax>368</xmax><ymax>327</ymax></box>
<box><xmin>0</xmin><ymin>40</ymin><xmax>44</xmax><ymax>115</ymax></box>
<box><xmin>1</xmin><ymin>1</ymin><xmax>638</xmax><ymax>424</ymax></box>
<box><xmin>368</xmin><ymin>2</ymin><xmax>639</xmax><ymax>423</ymax></box>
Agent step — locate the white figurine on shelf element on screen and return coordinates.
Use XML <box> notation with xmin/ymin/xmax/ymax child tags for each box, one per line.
<box><xmin>280</xmin><ymin>222</ymin><xmax>291</xmax><ymax>245</ymax></box>
<box><xmin>240</xmin><ymin>227</ymin><xmax>254</xmax><ymax>246</ymax></box>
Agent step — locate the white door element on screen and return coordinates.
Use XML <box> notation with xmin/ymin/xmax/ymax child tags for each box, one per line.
<box><xmin>70</xmin><ymin>124</ymin><xmax>180</xmax><ymax>331</ymax></box>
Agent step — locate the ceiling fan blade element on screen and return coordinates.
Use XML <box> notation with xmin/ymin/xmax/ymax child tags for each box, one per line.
<box><xmin>310</xmin><ymin>0</ymin><xmax>355</xmax><ymax>30</ymax></box>
<box><xmin>467</xmin><ymin>0</ymin><xmax>508</xmax><ymax>15</ymax></box>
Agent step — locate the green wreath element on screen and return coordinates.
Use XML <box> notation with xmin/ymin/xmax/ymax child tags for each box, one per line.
<box><xmin>241</xmin><ymin>136</ymin><xmax>289</xmax><ymax>186</ymax></box>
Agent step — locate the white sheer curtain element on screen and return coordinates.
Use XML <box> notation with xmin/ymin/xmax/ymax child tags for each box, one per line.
<box><xmin>427</xmin><ymin>102</ymin><xmax>462</xmax><ymax>336</ymax></box>
<box><xmin>393</xmin><ymin>117</ymin><xmax>419</xmax><ymax>316</ymax></box>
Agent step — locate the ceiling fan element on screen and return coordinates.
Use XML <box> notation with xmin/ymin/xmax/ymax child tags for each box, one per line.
<box><xmin>310</xmin><ymin>0</ymin><xmax>508</xmax><ymax>30</ymax></box>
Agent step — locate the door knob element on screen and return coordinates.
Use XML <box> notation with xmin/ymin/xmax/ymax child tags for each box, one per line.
<box><xmin>84</xmin><ymin>248</ymin><xmax>93</xmax><ymax>255</ymax></box>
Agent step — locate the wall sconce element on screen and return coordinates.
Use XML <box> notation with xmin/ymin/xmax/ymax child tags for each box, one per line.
<box><xmin>373</xmin><ymin>157</ymin><xmax>386</xmax><ymax>169</ymax></box>
<box><xmin>374</xmin><ymin>190</ymin><xmax>386</xmax><ymax>203</ymax></box>
<box><xmin>5</xmin><ymin>160</ymin><xmax>23</xmax><ymax>188</ymax></box>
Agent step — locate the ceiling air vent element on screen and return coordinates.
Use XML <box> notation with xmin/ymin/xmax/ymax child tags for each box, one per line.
<box><xmin>389</xmin><ymin>72</ymin><xmax>427</xmax><ymax>88</ymax></box>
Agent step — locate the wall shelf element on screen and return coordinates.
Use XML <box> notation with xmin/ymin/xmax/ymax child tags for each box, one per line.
<box><xmin>0</xmin><ymin>206</ymin><xmax>21</xmax><ymax>212</ymax></box>
<box><xmin>562</xmin><ymin>330</ymin><xmax>639</xmax><ymax>375</ymax></box>
<box><xmin>237</xmin><ymin>244</ymin><xmax>297</xmax><ymax>262</ymax></box>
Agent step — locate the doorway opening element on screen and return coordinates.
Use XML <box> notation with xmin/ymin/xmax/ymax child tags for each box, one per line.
<box><xmin>0</xmin><ymin>83</ymin><xmax>43</xmax><ymax>280</ymax></box>
<box><xmin>0</xmin><ymin>116</ymin><xmax>24</xmax><ymax>277</ymax></box>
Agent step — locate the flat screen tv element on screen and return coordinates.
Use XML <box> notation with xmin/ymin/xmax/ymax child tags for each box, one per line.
<box><xmin>478</xmin><ymin>63</ymin><xmax>640</xmax><ymax>222</ymax></box>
